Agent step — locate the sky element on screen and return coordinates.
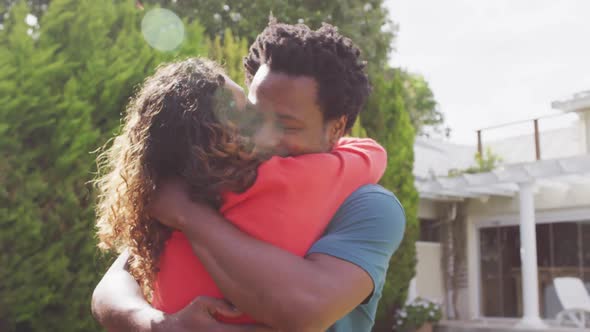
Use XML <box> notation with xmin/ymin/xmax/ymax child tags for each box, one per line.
<box><xmin>384</xmin><ymin>0</ymin><xmax>590</xmax><ymax>145</ymax></box>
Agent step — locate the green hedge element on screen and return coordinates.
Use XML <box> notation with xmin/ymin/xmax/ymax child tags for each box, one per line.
<box><xmin>0</xmin><ymin>1</ymin><xmax>418</xmax><ymax>331</ymax></box>
<box><xmin>0</xmin><ymin>1</ymin><xmax>207</xmax><ymax>330</ymax></box>
<box><xmin>362</xmin><ymin>69</ymin><xmax>419</xmax><ymax>332</ymax></box>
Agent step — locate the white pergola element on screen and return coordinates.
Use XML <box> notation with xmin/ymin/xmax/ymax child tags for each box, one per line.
<box><xmin>416</xmin><ymin>154</ymin><xmax>590</xmax><ymax>329</ymax></box>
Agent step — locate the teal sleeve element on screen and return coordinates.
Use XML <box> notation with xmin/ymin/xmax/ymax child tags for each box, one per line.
<box><xmin>306</xmin><ymin>184</ymin><xmax>406</xmax><ymax>301</ymax></box>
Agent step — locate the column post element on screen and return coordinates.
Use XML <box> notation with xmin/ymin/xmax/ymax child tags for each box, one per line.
<box><xmin>516</xmin><ymin>181</ymin><xmax>546</xmax><ymax>329</ymax></box>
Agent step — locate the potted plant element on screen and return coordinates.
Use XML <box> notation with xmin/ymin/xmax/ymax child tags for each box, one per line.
<box><xmin>392</xmin><ymin>297</ymin><xmax>443</xmax><ymax>332</ymax></box>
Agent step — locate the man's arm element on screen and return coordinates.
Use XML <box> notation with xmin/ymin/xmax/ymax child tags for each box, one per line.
<box><xmin>91</xmin><ymin>250</ymin><xmax>273</xmax><ymax>332</ymax></box>
<box><xmin>177</xmin><ymin>211</ymin><xmax>373</xmax><ymax>332</ymax></box>
<box><xmin>150</xmin><ymin>182</ymin><xmax>405</xmax><ymax>332</ymax></box>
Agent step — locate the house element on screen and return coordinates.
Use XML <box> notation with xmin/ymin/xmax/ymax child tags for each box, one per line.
<box><xmin>411</xmin><ymin>91</ymin><xmax>590</xmax><ymax>330</ymax></box>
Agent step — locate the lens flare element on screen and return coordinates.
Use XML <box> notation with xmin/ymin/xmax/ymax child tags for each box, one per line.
<box><xmin>141</xmin><ymin>8</ymin><xmax>185</xmax><ymax>52</ymax></box>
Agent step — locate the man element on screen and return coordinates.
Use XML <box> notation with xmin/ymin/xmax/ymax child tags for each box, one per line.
<box><xmin>92</xmin><ymin>21</ymin><xmax>406</xmax><ymax>332</ymax></box>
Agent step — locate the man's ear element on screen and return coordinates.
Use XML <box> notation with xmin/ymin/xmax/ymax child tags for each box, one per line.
<box><xmin>328</xmin><ymin>116</ymin><xmax>347</xmax><ymax>145</ymax></box>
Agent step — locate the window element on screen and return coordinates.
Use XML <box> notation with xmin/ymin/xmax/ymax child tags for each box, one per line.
<box><xmin>419</xmin><ymin>218</ymin><xmax>440</xmax><ymax>242</ymax></box>
<box><xmin>480</xmin><ymin>220</ymin><xmax>590</xmax><ymax>318</ymax></box>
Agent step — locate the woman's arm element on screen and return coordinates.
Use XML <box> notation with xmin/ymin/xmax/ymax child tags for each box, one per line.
<box><xmin>91</xmin><ymin>251</ymin><xmax>166</xmax><ymax>332</ymax></box>
<box><xmin>91</xmin><ymin>251</ymin><xmax>271</xmax><ymax>332</ymax></box>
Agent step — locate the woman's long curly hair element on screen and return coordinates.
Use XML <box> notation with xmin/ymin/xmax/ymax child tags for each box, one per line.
<box><xmin>94</xmin><ymin>58</ymin><xmax>261</xmax><ymax>297</ymax></box>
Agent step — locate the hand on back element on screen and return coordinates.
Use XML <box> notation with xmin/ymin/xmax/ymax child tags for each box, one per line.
<box><xmin>147</xmin><ymin>177</ymin><xmax>214</xmax><ymax>230</ymax></box>
<box><xmin>153</xmin><ymin>296</ymin><xmax>274</xmax><ymax>332</ymax></box>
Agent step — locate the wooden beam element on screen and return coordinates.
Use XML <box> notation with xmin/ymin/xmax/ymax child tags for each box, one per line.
<box><xmin>477</xmin><ymin>130</ymin><xmax>483</xmax><ymax>156</ymax></box>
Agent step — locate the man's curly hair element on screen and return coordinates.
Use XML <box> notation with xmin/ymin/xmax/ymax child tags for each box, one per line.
<box><xmin>94</xmin><ymin>58</ymin><xmax>261</xmax><ymax>297</ymax></box>
<box><xmin>244</xmin><ymin>20</ymin><xmax>370</xmax><ymax>130</ymax></box>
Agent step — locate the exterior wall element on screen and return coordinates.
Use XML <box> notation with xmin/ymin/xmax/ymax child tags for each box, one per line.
<box><xmin>457</xmin><ymin>179</ymin><xmax>590</xmax><ymax>321</ymax></box>
<box><xmin>416</xmin><ymin>122</ymin><xmax>590</xmax><ymax>320</ymax></box>
<box><xmin>415</xmin><ymin>242</ymin><xmax>444</xmax><ymax>302</ymax></box>
<box><xmin>582</xmin><ymin>109</ymin><xmax>590</xmax><ymax>153</ymax></box>
<box><xmin>414</xmin><ymin>93</ymin><xmax>590</xmax><ymax>322</ymax></box>
<box><xmin>474</xmin><ymin>111</ymin><xmax>588</xmax><ymax>165</ymax></box>
<box><xmin>466</xmin><ymin>181</ymin><xmax>590</xmax><ymax>223</ymax></box>
<box><xmin>486</xmin><ymin>125</ymin><xmax>584</xmax><ymax>164</ymax></box>
<box><xmin>418</xmin><ymin>199</ymin><xmax>440</xmax><ymax>220</ymax></box>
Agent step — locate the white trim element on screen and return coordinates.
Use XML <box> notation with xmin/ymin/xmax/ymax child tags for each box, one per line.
<box><xmin>468</xmin><ymin>186</ymin><xmax>517</xmax><ymax>198</ymax></box>
<box><xmin>475</xmin><ymin>207</ymin><xmax>590</xmax><ymax>228</ymax></box>
<box><xmin>552</xmin><ymin>90</ymin><xmax>590</xmax><ymax>112</ymax></box>
<box><xmin>415</xmin><ymin>241</ymin><xmax>442</xmax><ymax>248</ymax></box>
<box><xmin>516</xmin><ymin>182</ymin><xmax>546</xmax><ymax>328</ymax></box>
<box><xmin>417</xmin><ymin>155</ymin><xmax>590</xmax><ymax>200</ymax></box>
<box><xmin>419</xmin><ymin>192</ymin><xmax>465</xmax><ymax>202</ymax></box>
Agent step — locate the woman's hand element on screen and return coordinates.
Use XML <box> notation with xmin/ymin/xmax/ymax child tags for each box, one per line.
<box><xmin>92</xmin><ymin>251</ymin><xmax>273</xmax><ymax>332</ymax></box>
<box><xmin>153</xmin><ymin>296</ymin><xmax>276</xmax><ymax>332</ymax></box>
<box><xmin>147</xmin><ymin>177</ymin><xmax>202</xmax><ymax>230</ymax></box>
<box><xmin>153</xmin><ymin>296</ymin><xmax>241</xmax><ymax>332</ymax></box>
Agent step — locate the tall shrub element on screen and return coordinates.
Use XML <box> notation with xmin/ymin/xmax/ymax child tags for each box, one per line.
<box><xmin>362</xmin><ymin>69</ymin><xmax>419</xmax><ymax>331</ymax></box>
<box><xmin>0</xmin><ymin>1</ymin><xmax>209</xmax><ymax>330</ymax></box>
<box><xmin>208</xmin><ymin>28</ymin><xmax>249</xmax><ymax>86</ymax></box>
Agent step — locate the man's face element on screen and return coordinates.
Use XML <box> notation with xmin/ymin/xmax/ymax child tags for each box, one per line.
<box><xmin>245</xmin><ymin>64</ymin><xmax>346</xmax><ymax>156</ymax></box>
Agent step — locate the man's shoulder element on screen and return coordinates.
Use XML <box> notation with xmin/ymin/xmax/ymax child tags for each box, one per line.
<box><xmin>349</xmin><ymin>184</ymin><xmax>395</xmax><ymax>198</ymax></box>
<box><xmin>324</xmin><ymin>184</ymin><xmax>406</xmax><ymax>241</ymax></box>
<box><xmin>314</xmin><ymin>184</ymin><xmax>407</xmax><ymax>332</ymax></box>
<box><xmin>339</xmin><ymin>184</ymin><xmax>405</xmax><ymax>218</ymax></box>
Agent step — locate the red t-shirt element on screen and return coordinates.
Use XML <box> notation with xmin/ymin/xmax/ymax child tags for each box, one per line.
<box><xmin>152</xmin><ymin>138</ymin><xmax>386</xmax><ymax>323</ymax></box>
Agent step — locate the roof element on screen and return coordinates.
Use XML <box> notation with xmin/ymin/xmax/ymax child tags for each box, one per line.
<box><xmin>416</xmin><ymin>154</ymin><xmax>590</xmax><ymax>202</ymax></box>
<box><xmin>413</xmin><ymin>117</ymin><xmax>588</xmax><ymax>201</ymax></box>
<box><xmin>552</xmin><ymin>90</ymin><xmax>590</xmax><ymax>112</ymax></box>
<box><xmin>483</xmin><ymin>124</ymin><xmax>584</xmax><ymax>164</ymax></box>
<box><xmin>414</xmin><ymin>123</ymin><xmax>584</xmax><ymax>178</ymax></box>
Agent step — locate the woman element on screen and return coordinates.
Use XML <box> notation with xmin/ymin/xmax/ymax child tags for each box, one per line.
<box><xmin>94</xmin><ymin>57</ymin><xmax>386</xmax><ymax>323</ymax></box>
